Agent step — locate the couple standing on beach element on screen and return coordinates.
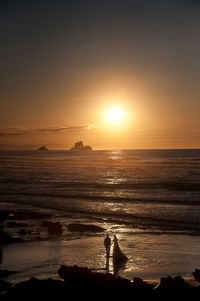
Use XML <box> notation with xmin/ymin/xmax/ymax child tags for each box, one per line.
<box><xmin>104</xmin><ymin>234</ymin><xmax>128</xmax><ymax>262</ymax></box>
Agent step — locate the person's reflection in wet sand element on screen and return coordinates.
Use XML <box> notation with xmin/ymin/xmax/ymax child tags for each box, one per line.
<box><xmin>105</xmin><ymin>256</ymin><xmax>110</xmax><ymax>273</ymax></box>
<box><xmin>113</xmin><ymin>258</ymin><xmax>126</xmax><ymax>276</ymax></box>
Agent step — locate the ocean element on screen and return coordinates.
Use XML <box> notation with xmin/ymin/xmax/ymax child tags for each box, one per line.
<box><xmin>1</xmin><ymin>149</ymin><xmax>200</xmax><ymax>281</ymax></box>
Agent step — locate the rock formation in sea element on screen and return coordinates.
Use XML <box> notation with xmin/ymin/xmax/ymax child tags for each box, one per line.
<box><xmin>67</xmin><ymin>223</ymin><xmax>105</xmax><ymax>232</ymax></box>
<box><xmin>70</xmin><ymin>141</ymin><xmax>92</xmax><ymax>151</ymax></box>
<box><xmin>37</xmin><ymin>146</ymin><xmax>48</xmax><ymax>151</ymax></box>
<box><xmin>41</xmin><ymin>221</ymin><xmax>63</xmax><ymax>235</ymax></box>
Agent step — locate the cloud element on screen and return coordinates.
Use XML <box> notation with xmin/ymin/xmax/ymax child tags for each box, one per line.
<box><xmin>0</xmin><ymin>124</ymin><xmax>96</xmax><ymax>137</ymax></box>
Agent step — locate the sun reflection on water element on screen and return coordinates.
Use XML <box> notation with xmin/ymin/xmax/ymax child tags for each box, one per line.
<box><xmin>108</xmin><ymin>150</ymin><xmax>123</xmax><ymax>160</ymax></box>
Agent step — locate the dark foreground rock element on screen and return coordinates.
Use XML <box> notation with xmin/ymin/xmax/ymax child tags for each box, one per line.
<box><xmin>0</xmin><ymin>280</ymin><xmax>12</xmax><ymax>293</ymax></box>
<box><xmin>155</xmin><ymin>275</ymin><xmax>190</xmax><ymax>291</ymax></box>
<box><xmin>0</xmin><ymin>269</ymin><xmax>19</xmax><ymax>278</ymax></box>
<box><xmin>132</xmin><ymin>277</ymin><xmax>154</xmax><ymax>291</ymax></box>
<box><xmin>67</xmin><ymin>223</ymin><xmax>105</xmax><ymax>232</ymax></box>
<box><xmin>1</xmin><ymin>277</ymin><xmax>67</xmax><ymax>299</ymax></box>
<box><xmin>41</xmin><ymin>221</ymin><xmax>63</xmax><ymax>235</ymax></box>
<box><xmin>193</xmin><ymin>269</ymin><xmax>200</xmax><ymax>283</ymax></box>
<box><xmin>58</xmin><ymin>265</ymin><xmax>133</xmax><ymax>289</ymax></box>
<box><xmin>2</xmin><ymin>266</ymin><xmax>200</xmax><ymax>300</ymax></box>
<box><xmin>154</xmin><ymin>275</ymin><xmax>200</xmax><ymax>299</ymax></box>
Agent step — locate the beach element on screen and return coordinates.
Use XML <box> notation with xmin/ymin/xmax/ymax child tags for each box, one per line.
<box><xmin>1</xmin><ymin>205</ymin><xmax>200</xmax><ymax>286</ymax></box>
<box><xmin>1</xmin><ymin>210</ymin><xmax>200</xmax><ymax>298</ymax></box>
<box><xmin>3</xmin><ymin>235</ymin><xmax>200</xmax><ymax>283</ymax></box>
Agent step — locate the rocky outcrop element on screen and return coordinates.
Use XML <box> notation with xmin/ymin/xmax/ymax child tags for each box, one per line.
<box><xmin>0</xmin><ymin>280</ymin><xmax>12</xmax><ymax>293</ymax></box>
<box><xmin>132</xmin><ymin>277</ymin><xmax>153</xmax><ymax>290</ymax></box>
<box><xmin>70</xmin><ymin>141</ymin><xmax>92</xmax><ymax>151</ymax></box>
<box><xmin>1</xmin><ymin>277</ymin><xmax>67</xmax><ymax>299</ymax></box>
<box><xmin>3</xmin><ymin>266</ymin><xmax>200</xmax><ymax>299</ymax></box>
<box><xmin>41</xmin><ymin>221</ymin><xmax>63</xmax><ymax>235</ymax></box>
<box><xmin>67</xmin><ymin>223</ymin><xmax>105</xmax><ymax>233</ymax></box>
<box><xmin>155</xmin><ymin>276</ymin><xmax>190</xmax><ymax>291</ymax></box>
<box><xmin>37</xmin><ymin>146</ymin><xmax>48</xmax><ymax>151</ymax></box>
<box><xmin>8</xmin><ymin>210</ymin><xmax>52</xmax><ymax>220</ymax></box>
<box><xmin>18</xmin><ymin>229</ymin><xmax>27</xmax><ymax>235</ymax></box>
<box><xmin>0</xmin><ymin>210</ymin><xmax>9</xmax><ymax>222</ymax></box>
<box><xmin>58</xmin><ymin>265</ymin><xmax>132</xmax><ymax>289</ymax></box>
<box><xmin>0</xmin><ymin>269</ymin><xmax>19</xmax><ymax>278</ymax></box>
<box><xmin>0</xmin><ymin>230</ymin><xmax>21</xmax><ymax>244</ymax></box>
<box><xmin>193</xmin><ymin>269</ymin><xmax>200</xmax><ymax>283</ymax></box>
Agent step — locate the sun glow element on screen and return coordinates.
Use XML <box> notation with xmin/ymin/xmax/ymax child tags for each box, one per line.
<box><xmin>107</xmin><ymin>107</ymin><xmax>124</xmax><ymax>125</ymax></box>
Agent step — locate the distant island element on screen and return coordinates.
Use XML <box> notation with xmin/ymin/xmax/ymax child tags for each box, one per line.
<box><xmin>70</xmin><ymin>141</ymin><xmax>92</xmax><ymax>151</ymax></box>
<box><xmin>37</xmin><ymin>146</ymin><xmax>48</xmax><ymax>151</ymax></box>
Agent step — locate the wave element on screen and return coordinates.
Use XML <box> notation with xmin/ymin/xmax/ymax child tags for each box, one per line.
<box><xmin>2</xmin><ymin>178</ymin><xmax>200</xmax><ymax>191</ymax></box>
<box><xmin>1</xmin><ymin>197</ymin><xmax>200</xmax><ymax>235</ymax></box>
<box><xmin>1</xmin><ymin>191</ymin><xmax>200</xmax><ymax>206</ymax></box>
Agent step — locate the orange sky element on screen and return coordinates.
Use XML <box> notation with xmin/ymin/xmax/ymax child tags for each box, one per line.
<box><xmin>1</xmin><ymin>1</ymin><xmax>200</xmax><ymax>150</ymax></box>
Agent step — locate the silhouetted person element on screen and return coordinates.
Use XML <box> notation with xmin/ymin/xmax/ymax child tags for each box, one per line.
<box><xmin>112</xmin><ymin>235</ymin><xmax>128</xmax><ymax>275</ymax></box>
<box><xmin>113</xmin><ymin>235</ymin><xmax>128</xmax><ymax>262</ymax></box>
<box><xmin>104</xmin><ymin>234</ymin><xmax>111</xmax><ymax>258</ymax></box>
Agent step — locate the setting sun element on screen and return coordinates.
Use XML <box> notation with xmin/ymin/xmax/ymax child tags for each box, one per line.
<box><xmin>107</xmin><ymin>107</ymin><xmax>124</xmax><ymax>124</ymax></box>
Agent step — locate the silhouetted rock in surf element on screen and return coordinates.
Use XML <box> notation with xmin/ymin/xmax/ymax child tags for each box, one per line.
<box><xmin>18</xmin><ymin>229</ymin><xmax>27</xmax><ymax>235</ymax></box>
<box><xmin>8</xmin><ymin>210</ymin><xmax>52</xmax><ymax>220</ymax></box>
<box><xmin>70</xmin><ymin>141</ymin><xmax>92</xmax><ymax>151</ymax></box>
<box><xmin>0</xmin><ymin>210</ymin><xmax>9</xmax><ymax>222</ymax></box>
<box><xmin>0</xmin><ymin>230</ymin><xmax>21</xmax><ymax>244</ymax></box>
<box><xmin>67</xmin><ymin>223</ymin><xmax>105</xmax><ymax>233</ymax></box>
<box><xmin>41</xmin><ymin>221</ymin><xmax>63</xmax><ymax>235</ymax></box>
<box><xmin>37</xmin><ymin>146</ymin><xmax>48</xmax><ymax>151</ymax></box>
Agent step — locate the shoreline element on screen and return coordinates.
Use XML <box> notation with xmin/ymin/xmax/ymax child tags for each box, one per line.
<box><xmin>1</xmin><ymin>207</ymin><xmax>200</xmax><ymax>285</ymax></box>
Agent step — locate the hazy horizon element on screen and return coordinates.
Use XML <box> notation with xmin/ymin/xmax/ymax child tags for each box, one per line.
<box><xmin>1</xmin><ymin>145</ymin><xmax>200</xmax><ymax>151</ymax></box>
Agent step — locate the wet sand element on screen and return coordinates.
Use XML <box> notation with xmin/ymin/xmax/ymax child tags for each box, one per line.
<box><xmin>2</xmin><ymin>234</ymin><xmax>200</xmax><ymax>285</ymax></box>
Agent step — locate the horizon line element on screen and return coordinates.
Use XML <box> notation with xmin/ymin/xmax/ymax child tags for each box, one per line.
<box><xmin>1</xmin><ymin>148</ymin><xmax>200</xmax><ymax>151</ymax></box>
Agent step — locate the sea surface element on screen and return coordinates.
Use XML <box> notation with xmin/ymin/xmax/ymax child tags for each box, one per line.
<box><xmin>1</xmin><ymin>149</ymin><xmax>200</xmax><ymax>281</ymax></box>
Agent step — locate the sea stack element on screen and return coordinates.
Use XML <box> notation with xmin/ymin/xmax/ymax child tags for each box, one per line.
<box><xmin>70</xmin><ymin>141</ymin><xmax>92</xmax><ymax>151</ymax></box>
<box><xmin>37</xmin><ymin>146</ymin><xmax>48</xmax><ymax>151</ymax></box>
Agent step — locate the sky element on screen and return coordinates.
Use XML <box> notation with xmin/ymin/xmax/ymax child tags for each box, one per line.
<box><xmin>1</xmin><ymin>0</ymin><xmax>200</xmax><ymax>150</ymax></box>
